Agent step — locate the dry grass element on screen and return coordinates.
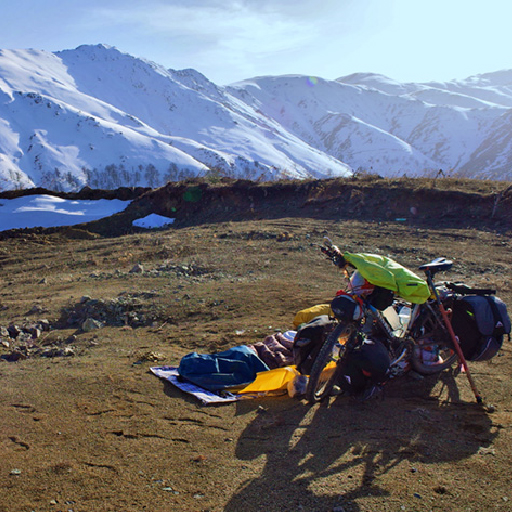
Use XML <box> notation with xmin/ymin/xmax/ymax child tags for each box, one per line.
<box><xmin>1</xmin><ymin>183</ymin><xmax>512</xmax><ymax>511</ymax></box>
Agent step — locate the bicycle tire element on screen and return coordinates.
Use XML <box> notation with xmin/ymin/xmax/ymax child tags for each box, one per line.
<box><xmin>306</xmin><ymin>322</ymin><xmax>354</xmax><ymax>404</ymax></box>
<box><xmin>411</xmin><ymin>343</ymin><xmax>457</xmax><ymax>375</ymax></box>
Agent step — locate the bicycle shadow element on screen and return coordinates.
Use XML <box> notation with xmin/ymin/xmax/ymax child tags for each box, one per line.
<box><xmin>224</xmin><ymin>370</ymin><xmax>496</xmax><ymax>512</ymax></box>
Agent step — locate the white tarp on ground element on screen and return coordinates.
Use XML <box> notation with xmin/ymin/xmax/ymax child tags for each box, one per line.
<box><xmin>151</xmin><ymin>366</ymin><xmax>241</xmax><ymax>405</ymax></box>
<box><xmin>0</xmin><ymin>194</ymin><xmax>131</xmax><ymax>232</ymax></box>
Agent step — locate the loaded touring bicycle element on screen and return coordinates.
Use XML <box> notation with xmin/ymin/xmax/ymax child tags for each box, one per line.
<box><xmin>293</xmin><ymin>239</ymin><xmax>510</xmax><ymax>404</ymax></box>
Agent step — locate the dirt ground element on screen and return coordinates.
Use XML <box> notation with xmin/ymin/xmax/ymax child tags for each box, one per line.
<box><xmin>1</xmin><ymin>209</ymin><xmax>512</xmax><ymax>511</ymax></box>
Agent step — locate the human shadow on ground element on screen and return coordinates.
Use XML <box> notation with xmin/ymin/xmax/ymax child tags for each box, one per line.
<box><xmin>223</xmin><ymin>369</ymin><xmax>496</xmax><ymax>512</ymax></box>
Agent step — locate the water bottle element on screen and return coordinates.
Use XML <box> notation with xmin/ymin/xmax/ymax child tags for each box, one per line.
<box><xmin>398</xmin><ymin>306</ymin><xmax>412</xmax><ymax>330</ymax></box>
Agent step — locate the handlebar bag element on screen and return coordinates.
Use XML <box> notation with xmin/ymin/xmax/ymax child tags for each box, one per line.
<box><xmin>368</xmin><ymin>286</ymin><xmax>394</xmax><ymax>310</ymax></box>
<box><xmin>451</xmin><ymin>294</ymin><xmax>511</xmax><ymax>361</ymax></box>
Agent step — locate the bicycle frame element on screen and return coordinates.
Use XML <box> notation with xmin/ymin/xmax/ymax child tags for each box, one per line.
<box><xmin>314</xmin><ymin>240</ymin><xmax>483</xmax><ymax>403</ymax></box>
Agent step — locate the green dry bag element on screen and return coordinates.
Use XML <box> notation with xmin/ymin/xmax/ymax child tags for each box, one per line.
<box><xmin>344</xmin><ymin>252</ymin><xmax>430</xmax><ymax>304</ymax></box>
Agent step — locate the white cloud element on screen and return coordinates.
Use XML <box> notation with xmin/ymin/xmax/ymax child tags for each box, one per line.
<box><xmin>2</xmin><ymin>0</ymin><xmax>512</xmax><ymax>86</ymax></box>
<box><xmin>87</xmin><ymin>1</ymin><xmax>326</xmax><ymax>47</ymax></box>
<box><xmin>77</xmin><ymin>0</ymin><xmax>361</xmax><ymax>82</ymax></box>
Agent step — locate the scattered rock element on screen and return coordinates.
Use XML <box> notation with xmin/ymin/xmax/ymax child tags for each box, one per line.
<box><xmin>60</xmin><ymin>294</ymin><xmax>160</xmax><ymax>330</ymax></box>
<box><xmin>0</xmin><ymin>317</ymin><xmax>80</xmax><ymax>361</ymax></box>
<box><xmin>0</xmin><ymin>291</ymin><xmax>166</xmax><ymax>363</ymax></box>
<box><xmin>38</xmin><ymin>319</ymin><xmax>51</xmax><ymax>331</ymax></box>
<box><xmin>81</xmin><ymin>318</ymin><xmax>104</xmax><ymax>332</ymax></box>
<box><xmin>129</xmin><ymin>263</ymin><xmax>144</xmax><ymax>273</ymax></box>
<box><xmin>26</xmin><ymin>304</ymin><xmax>49</xmax><ymax>315</ymax></box>
<box><xmin>24</xmin><ymin>324</ymin><xmax>41</xmax><ymax>339</ymax></box>
<box><xmin>135</xmin><ymin>351</ymin><xmax>165</xmax><ymax>363</ymax></box>
<box><xmin>41</xmin><ymin>347</ymin><xmax>75</xmax><ymax>358</ymax></box>
<box><xmin>1</xmin><ymin>350</ymin><xmax>26</xmax><ymax>362</ymax></box>
<box><xmin>7</xmin><ymin>324</ymin><xmax>21</xmax><ymax>338</ymax></box>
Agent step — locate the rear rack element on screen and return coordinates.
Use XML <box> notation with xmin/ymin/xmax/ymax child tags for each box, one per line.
<box><xmin>444</xmin><ymin>282</ymin><xmax>496</xmax><ymax>296</ymax></box>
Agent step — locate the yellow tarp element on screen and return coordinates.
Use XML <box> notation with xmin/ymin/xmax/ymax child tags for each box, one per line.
<box><xmin>231</xmin><ymin>361</ymin><xmax>338</xmax><ymax>395</ymax></box>
<box><xmin>234</xmin><ymin>366</ymin><xmax>300</xmax><ymax>394</ymax></box>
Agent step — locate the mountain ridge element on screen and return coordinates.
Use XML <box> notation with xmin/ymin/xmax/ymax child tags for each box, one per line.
<box><xmin>1</xmin><ymin>44</ymin><xmax>512</xmax><ymax>191</ymax></box>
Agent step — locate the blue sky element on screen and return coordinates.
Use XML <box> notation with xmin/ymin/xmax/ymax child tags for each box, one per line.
<box><xmin>2</xmin><ymin>0</ymin><xmax>511</xmax><ymax>85</ymax></box>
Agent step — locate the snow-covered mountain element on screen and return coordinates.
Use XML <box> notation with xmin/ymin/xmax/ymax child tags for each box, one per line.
<box><xmin>0</xmin><ymin>44</ymin><xmax>511</xmax><ymax>191</ymax></box>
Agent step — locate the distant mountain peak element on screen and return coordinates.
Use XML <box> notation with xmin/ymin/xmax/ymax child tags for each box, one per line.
<box><xmin>337</xmin><ymin>71</ymin><xmax>394</xmax><ymax>82</ymax></box>
<box><xmin>0</xmin><ymin>45</ymin><xmax>511</xmax><ymax>192</ymax></box>
<box><xmin>463</xmin><ymin>69</ymin><xmax>512</xmax><ymax>86</ymax></box>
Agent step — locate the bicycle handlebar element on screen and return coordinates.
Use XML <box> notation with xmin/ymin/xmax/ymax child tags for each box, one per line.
<box><xmin>311</xmin><ymin>237</ymin><xmax>348</xmax><ymax>268</ymax></box>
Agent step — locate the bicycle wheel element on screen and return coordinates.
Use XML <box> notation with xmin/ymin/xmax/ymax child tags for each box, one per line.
<box><xmin>306</xmin><ymin>322</ymin><xmax>354</xmax><ymax>404</ymax></box>
<box><xmin>411</xmin><ymin>341</ymin><xmax>457</xmax><ymax>375</ymax></box>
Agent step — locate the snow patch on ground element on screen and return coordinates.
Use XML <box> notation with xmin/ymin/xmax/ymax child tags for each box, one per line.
<box><xmin>0</xmin><ymin>194</ymin><xmax>130</xmax><ymax>231</ymax></box>
<box><xmin>132</xmin><ymin>213</ymin><xmax>175</xmax><ymax>229</ymax></box>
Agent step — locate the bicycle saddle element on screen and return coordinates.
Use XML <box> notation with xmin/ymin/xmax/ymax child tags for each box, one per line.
<box><xmin>418</xmin><ymin>257</ymin><xmax>453</xmax><ymax>273</ymax></box>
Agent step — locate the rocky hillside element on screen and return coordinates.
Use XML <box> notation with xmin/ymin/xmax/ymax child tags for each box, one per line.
<box><xmin>1</xmin><ymin>176</ymin><xmax>511</xmax><ymax>240</ymax></box>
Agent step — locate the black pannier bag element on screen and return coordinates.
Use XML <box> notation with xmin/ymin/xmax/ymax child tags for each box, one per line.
<box><xmin>450</xmin><ymin>294</ymin><xmax>511</xmax><ymax>361</ymax></box>
<box><xmin>293</xmin><ymin>315</ymin><xmax>337</xmax><ymax>375</ymax></box>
